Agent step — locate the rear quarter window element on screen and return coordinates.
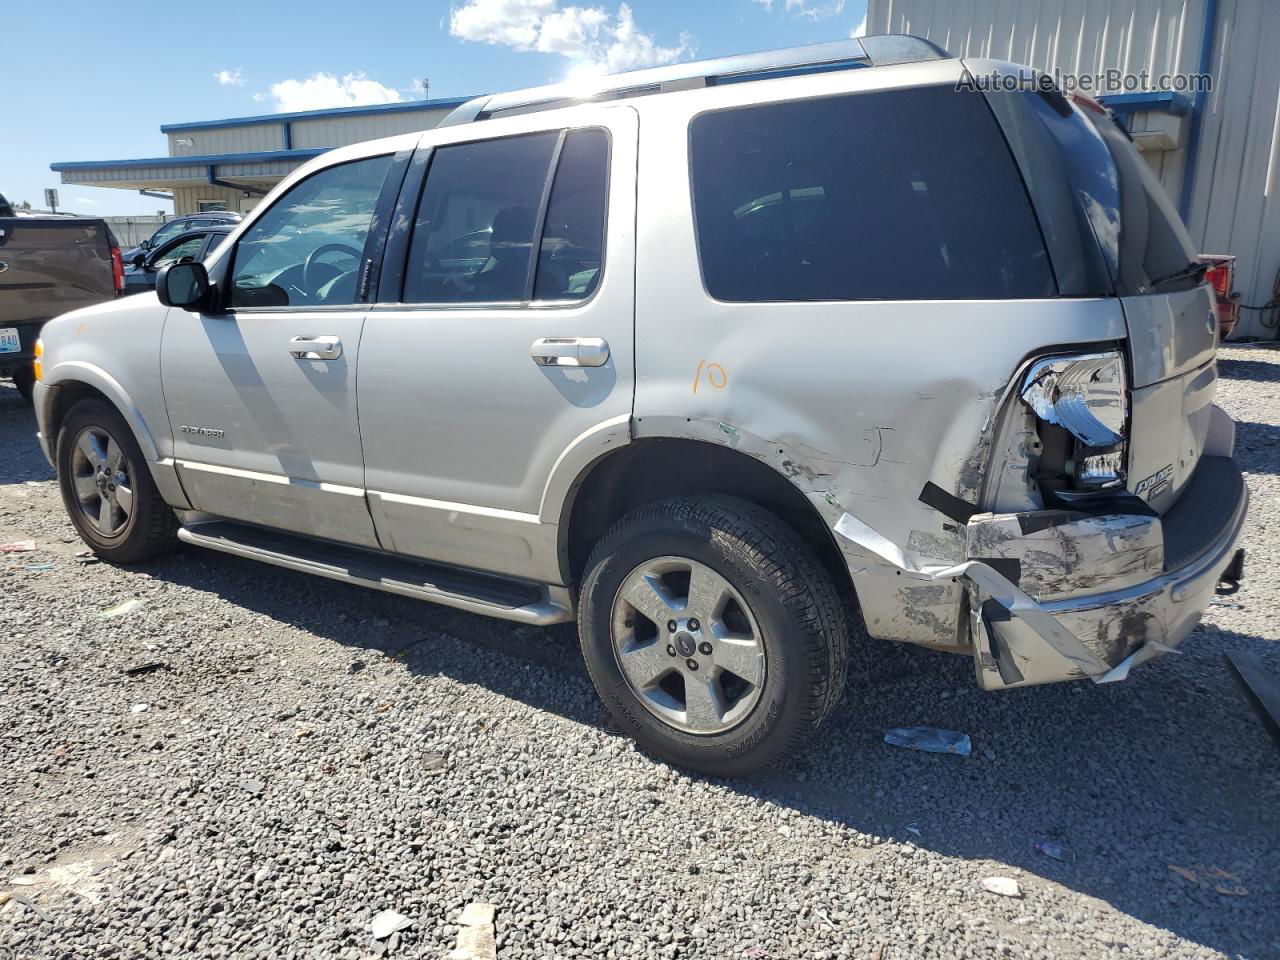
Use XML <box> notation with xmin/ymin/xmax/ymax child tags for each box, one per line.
<box><xmin>689</xmin><ymin>86</ymin><xmax>1056</xmax><ymax>302</ymax></box>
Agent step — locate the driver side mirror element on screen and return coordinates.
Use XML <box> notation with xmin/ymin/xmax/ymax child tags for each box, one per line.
<box><xmin>131</xmin><ymin>253</ymin><xmax>146</xmax><ymax>269</ymax></box>
<box><xmin>139</xmin><ymin>239</ymin><xmax>151</xmax><ymax>251</ymax></box>
<box><xmin>156</xmin><ymin>261</ymin><xmax>212</xmax><ymax>311</ymax></box>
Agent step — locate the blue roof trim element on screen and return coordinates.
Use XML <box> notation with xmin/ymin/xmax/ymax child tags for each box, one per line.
<box><xmin>1098</xmin><ymin>91</ymin><xmax>1192</xmax><ymax>117</ymax></box>
<box><xmin>51</xmin><ymin>148</ymin><xmax>327</xmax><ymax>172</ymax></box>
<box><xmin>159</xmin><ymin>96</ymin><xmax>474</xmax><ymax>133</ymax></box>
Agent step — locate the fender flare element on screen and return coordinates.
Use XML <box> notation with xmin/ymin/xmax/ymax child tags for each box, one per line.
<box><xmin>44</xmin><ymin>360</ymin><xmax>163</xmax><ymax>462</ymax></box>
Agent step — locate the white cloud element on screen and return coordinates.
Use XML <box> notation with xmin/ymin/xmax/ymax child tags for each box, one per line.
<box><xmin>267</xmin><ymin>72</ymin><xmax>403</xmax><ymax>112</ymax></box>
<box><xmin>850</xmin><ymin>12</ymin><xmax>867</xmax><ymax>36</ymax></box>
<box><xmin>785</xmin><ymin>0</ymin><xmax>846</xmax><ymax>20</ymax></box>
<box><xmin>449</xmin><ymin>0</ymin><xmax>693</xmax><ymax>75</ymax></box>
<box><xmin>753</xmin><ymin>0</ymin><xmax>845</xmax><ymax>19</ymax></box>
<box><xmin>214</xmin><ymin>68</ymin><xmax>245</xmax><ymax>86</ymax></box>
<box><xmin>75</xmin><ymin>197</ymin><xmax>100</xmax><ymax>205</ymax></box>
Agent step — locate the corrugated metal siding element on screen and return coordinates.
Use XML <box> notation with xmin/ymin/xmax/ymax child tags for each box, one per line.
<box><xmin>1187</xmin><ymin>0</ymin><xmax>1280</xmax><ymax>337</ymax></box>
<box><xmin>168</xmin><ymin>124</ymin><xmax>283</xmax><ymax>156</ymax></box>
<box><xmin>171</xmin><ymin>185</ymin><xmax>246</xmax><ymax>215</ymax></box>
<box><xmin>289</xmin><ymin>108</ymin><xmax>452</xmax><ymax>149</ymax></box>
<box><xmin>868</xmin><ymin>0</ymin><xmax>1206</xmax><ymax>80</ymax></box>
<box><xmin>867</xmin><ymin>0</ymin><xmax>1280</xmax><ymax>337</ymax></box>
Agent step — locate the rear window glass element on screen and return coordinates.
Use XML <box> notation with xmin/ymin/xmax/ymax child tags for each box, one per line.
<box><xmin>689</xmin><ymin>86</ymin><xmax>1055</xmax><ymax>302</ymax></box>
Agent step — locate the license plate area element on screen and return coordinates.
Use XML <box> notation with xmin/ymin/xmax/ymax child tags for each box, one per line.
<box><xmin>0</xmin><ymin>328</ymin><xmax>21</xmax><ymax>354</ymax></box>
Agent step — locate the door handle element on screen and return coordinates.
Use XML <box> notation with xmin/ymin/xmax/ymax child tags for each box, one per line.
<box><xmin>289</xmin><ymin>335</ymin><xmax>342</xmax><ymax>360</ymax></box>
<box><xmin>530</xmin><ymin>337</ymin><xmax>610</xmax><ymax>368</ymax></box>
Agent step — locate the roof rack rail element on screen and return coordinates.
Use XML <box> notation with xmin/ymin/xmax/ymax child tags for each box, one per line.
<box><xmin>439</xmin><ymin>34</ymin><xmax>950</xmax><ymax>127</ymax></box>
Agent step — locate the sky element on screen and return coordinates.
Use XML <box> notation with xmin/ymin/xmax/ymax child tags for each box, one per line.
<box><xmin>5</xmin><ymin>0</ymin><xmax>869</xmax><ymax>217</ymax></box>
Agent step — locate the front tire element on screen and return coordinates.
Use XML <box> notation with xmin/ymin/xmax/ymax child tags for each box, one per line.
<box><xmin>578</xmin><ymin>495</ymin><xmax>849</xmax><ymax>776</ymax></box>
<box><xmin>56</xmin><ymin>399</ymin><xmax>178</xmax><ymax>563</ymax></box>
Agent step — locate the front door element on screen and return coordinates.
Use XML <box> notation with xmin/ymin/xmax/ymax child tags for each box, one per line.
<box><xmin>356</xmin><ymin>107</ymin><xmax>637</xmax><ymax>580</ymax></box>
<box><xmin>161</xmin><ymin>151</ymin><xmax>402</xmax><ymax>546</ymax></box>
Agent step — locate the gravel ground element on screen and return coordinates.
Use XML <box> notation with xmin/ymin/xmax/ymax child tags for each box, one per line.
<box><xmin>2</xmin><ymin>345</ymin><xmax>1279</xmax><ymax>960</ymax></box>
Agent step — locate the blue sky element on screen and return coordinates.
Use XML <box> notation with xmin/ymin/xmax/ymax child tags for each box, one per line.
<box><xmin>6</xmin><ymin>0</ymin><xmax>868</xmax><ymax>216</ymax></box>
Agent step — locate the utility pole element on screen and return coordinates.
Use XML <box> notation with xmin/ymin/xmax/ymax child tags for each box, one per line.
<box><xmin>421</xmin><ymin>78</ymin><xmax>430</xmax><ymax>100</ymax></box>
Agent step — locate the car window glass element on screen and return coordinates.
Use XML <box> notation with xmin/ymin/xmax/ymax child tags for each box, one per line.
<box><xmin>229</xmin><ymin>154</ymin><xmax>393</xmax><ymax>308</ymax></box>
<box><xmin>152</xmin><ymin>235</ymin><xmax>206</xmax><ymax>269</ymax></box>
<box><xmin>149</xmin><ymin>220</ymin><xmax>188</xmax><ymax>248</ymax></box>
<box><xmin>204</xmin><ymin>233</ymin><xmax>227</xmax><ymax>257</ymax></box>
<box><xmin>689</xmin><ymin>86</ymin><xmax>1055</xmax><ymax>301</ymax></box>
<box><xmin>404</xmin><ymin>132</ymin><xmax>559</xmax><ymax>303</ymax></box>
<box><xmin>533</xmin><ymin>129</ymin><xmax>609</xmax><ymax>301</ymax></box>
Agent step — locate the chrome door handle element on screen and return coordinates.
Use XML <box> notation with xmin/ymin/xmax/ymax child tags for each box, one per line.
<box><xmin>289</xmin><ymin>335</ymin><xmax>342</xmax><ymax>360</ymax></box>
<box><xmin>530</xmin><ymin>337</ymin><xmax>610</xmax><ymax>368</ymax></box>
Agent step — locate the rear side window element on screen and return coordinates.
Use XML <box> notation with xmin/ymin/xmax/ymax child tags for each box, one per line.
<box><xmin>404</xmin><ymin>129</ymin><xmax>608</xmax><ymax>304</ymax></box>
<box><xmin>535</xmin><ymin>130</ymin><xmax>609</xmax><ymax>300</ymax></box>
<box><xmin>689</xmin><ymin>86</ymin><xmax>1055</xmax><ymax>301</ymax></box>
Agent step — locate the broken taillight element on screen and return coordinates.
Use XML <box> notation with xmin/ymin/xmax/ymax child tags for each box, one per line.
<box><xmin>1021</xmin><ymin>351</ymin><xmax>1129</xmax><ymax>490</ymax></box>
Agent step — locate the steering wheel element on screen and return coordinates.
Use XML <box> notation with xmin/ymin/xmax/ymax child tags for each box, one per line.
<box><xmin>302</xmin><ymin>243</ymin><xmax>363</xmax><ymax>297</ymax></box>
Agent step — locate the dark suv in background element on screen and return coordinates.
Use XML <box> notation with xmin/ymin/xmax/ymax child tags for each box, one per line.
<box><xmin>121</xmin><ymin>211</ymin><xmax>241</xmax><ymax>264</ymax></box>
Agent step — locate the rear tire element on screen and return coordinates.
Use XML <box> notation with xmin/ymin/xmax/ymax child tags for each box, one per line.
<box><xmin>56</xmin><ymin>399</ymin><xmax>178</xmax><ymax>563</ymax></box>
<box><xmin>577</xmin><ymin>495</ymin><xmax>849</xmax><ymax>776</ymax></box>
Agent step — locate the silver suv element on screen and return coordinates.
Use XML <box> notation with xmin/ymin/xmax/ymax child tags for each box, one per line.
<box><xmin>31</xmin><ymin>37</ymin><xmax>1248</xmax><ymax>775</ymax></box>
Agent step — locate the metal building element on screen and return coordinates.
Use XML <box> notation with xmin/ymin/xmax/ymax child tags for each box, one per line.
<box><xmin>867</xmin><ymin>0</ymin><xmax>1280</xmax><ymax>339</ymax></box>
<box><xmin>50</xmin><ymin>97</ymin><xmax>469</xmax><ymax>218</ymax></box>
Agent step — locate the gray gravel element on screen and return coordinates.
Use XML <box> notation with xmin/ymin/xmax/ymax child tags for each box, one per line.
<box><xmin>2</xmin><ymin>346</ymin><xmax>1279</xmax><ymax>960</ymax></box>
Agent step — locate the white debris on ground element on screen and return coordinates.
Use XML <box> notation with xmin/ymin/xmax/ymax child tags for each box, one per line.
<box><xmin>1</xmin><ymin>347</ymin><xmax>1278</xmax><ymax>959</ymax></box>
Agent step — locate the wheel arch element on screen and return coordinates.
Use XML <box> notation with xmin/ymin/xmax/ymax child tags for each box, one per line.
<box><xmin>44</xmin><ymin>369</ymin><xmax>192</xmax><ymax>511</ymax></box>
<box><xmin>44</xmin><ymin>362</ymin><xmax>162</xmax><ymax>462</ymax></box>
<box><xmin>558</xmin><ymin>435</ymin><xmax>858</xmax><ymax>613</ymax></box>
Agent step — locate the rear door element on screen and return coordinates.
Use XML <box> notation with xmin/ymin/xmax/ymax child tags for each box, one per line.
<box><xmin>356</xmin><ymin>106</ymin><xmax>637</xmax><ymax>580</ymax></box>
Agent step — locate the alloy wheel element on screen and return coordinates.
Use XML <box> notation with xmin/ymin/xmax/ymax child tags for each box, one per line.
<box><xmin>70</xmin><ymin>425</ymin><xmax>134</xmax><ymax>538</ymax></box>
<box><xmin>610</xmin><ymin>556</ymin><xmax>766</xmax><ymax>734</ymax></box>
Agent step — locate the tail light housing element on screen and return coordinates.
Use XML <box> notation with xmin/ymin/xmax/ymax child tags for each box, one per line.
<box><xmin>1204</xmin><ymin>261</ymin><xmax>1231</xmax><ymax>298</ymax></box>
<box><xmin>1021</xmin><ymin>351</ymin><xmax>1128</xmax><ymax>490</ymax></box>
<box><xmin>33</xmin><ymin>338</ymin><xmax>43</xmax><ymax>382</ymax></box>
<box><xmin>110</xmin><ymin>246</ymin><xmax>125</xmax><ymax>294</ymax></box>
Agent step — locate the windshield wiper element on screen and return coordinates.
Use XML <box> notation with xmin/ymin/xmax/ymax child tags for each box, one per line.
<box><xmin>1148</xmin><ymin>260</ymin><xmax>1209</xmax><ymax>291</ymax></box>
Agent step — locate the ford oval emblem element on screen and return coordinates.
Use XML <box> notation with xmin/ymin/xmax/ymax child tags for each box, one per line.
<box><xmin>1207</xmin><ymin>309</ymin><xmax>1217</xmax><ymax>334</ymax></box>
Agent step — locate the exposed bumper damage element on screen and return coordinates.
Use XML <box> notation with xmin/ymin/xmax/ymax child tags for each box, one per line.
<box><xmin>833</xmin><ymin>454</ymin><xmax>1249</xmax><ymax>690</ymax></box>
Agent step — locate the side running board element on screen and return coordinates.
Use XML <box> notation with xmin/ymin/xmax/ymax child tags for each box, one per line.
<box><xmin>177</xmin><ymin>520</ymin><xmax>573</xmax><ymax>625</ymax></box>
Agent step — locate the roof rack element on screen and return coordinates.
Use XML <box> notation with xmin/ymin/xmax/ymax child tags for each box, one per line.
<box><xmin>439</xmin><ymin>34</ymin><xmax>951</xmax><ymax>127</ymax></box>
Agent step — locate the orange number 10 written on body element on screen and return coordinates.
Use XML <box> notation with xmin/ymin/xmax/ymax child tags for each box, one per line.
<box><xmin>692</xmin><ymin>359</ymin><xmax>728</xmax><ymax>394</ymax></box>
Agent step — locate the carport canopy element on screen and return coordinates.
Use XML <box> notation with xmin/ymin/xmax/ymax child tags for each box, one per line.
<box><xmin>50</xmin><ymin>147</ymin><xmax>327</xmax><ymax>195</ymax></box>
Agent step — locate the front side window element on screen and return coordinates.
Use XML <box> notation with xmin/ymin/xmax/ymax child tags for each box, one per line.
<box><xmin>151</xmin><ymin>235</ymin><xmax>206</xmax><ymax>270</ymax></box>
<box><xmin>403</xmin><ymin>128</ymin><xmax>609</xmax><ymax>304</ymax></box>
<box><xmin>229</xmin><ymin>155</ymin><xmax>393</xmax><ymax>308</ymax></box>
<box><xmin>689</xmin><ymin>86</ymin><xmax>1055</xmax><ymax>301</ymax></box>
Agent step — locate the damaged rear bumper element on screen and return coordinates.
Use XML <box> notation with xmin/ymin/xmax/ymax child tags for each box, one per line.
<box><xmin>974</xmin><ymin>457</ymin><xmax>1248</xmax><ymax>688</ymax></box>
<box><xmin>836</xmin><ymin>455</ymin><xmax>1249</xmax><ymax>690</ymax></box>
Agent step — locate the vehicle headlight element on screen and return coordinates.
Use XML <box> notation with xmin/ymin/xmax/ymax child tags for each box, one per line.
<box><xmin>33</xmin><ymin>338</ymin><xmax>43</xmax><ymax>382</ymax></box>
<box><xmin>1021</xmin><ymin>351</ymin><xmax>1128</xmax><ymax>489</ymax></box>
